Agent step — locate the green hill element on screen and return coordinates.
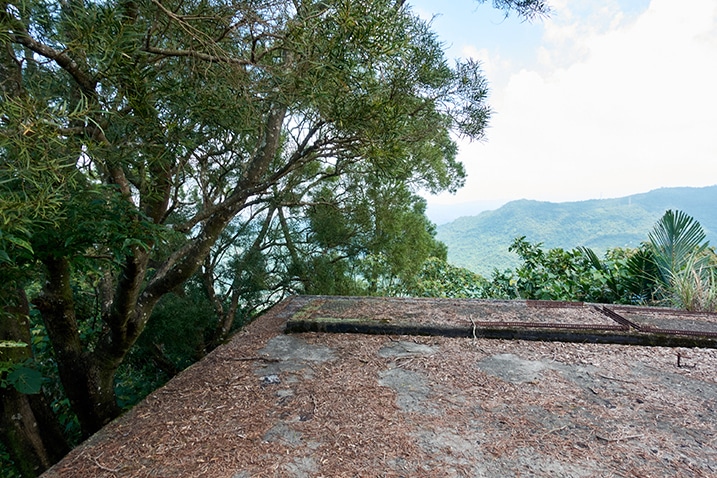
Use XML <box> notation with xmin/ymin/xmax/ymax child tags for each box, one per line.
<box><xmin>436</xmin><ymin>186</ymin><xmax>717</xmax><ymax>276</ymax></box>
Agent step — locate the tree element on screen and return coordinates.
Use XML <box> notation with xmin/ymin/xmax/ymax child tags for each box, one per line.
<box><xmin>0</xmin><ymin>0</ymin><xmax>544</xmax><ymax>472</ymax></box>
<box><xmin>1</xmin><ymin>20</ymin><xmax>74</xmax><ymax>473</ymax></box>
<box><xmin>647</xmin><ymin>210</ymin><xmax>709</xmax><ymax>287</ymax></box>
<box><xmin>1</xmin><ymin>290</ymin><xmax>69</xmax><ymax>477</ymax></box>
<box><xmin>2</xmin><ymin>0</ymin><xmax>548</xmax><ymax>472</ymax></box>
<box><xmin>404</xmin><ymin>257</ymin><xmax>488</xmax><ymax>298</ymax></box>
<box><xmin>299</xmin><ymin>176</ymin><xmax>448</xmax><ymax>295</ymax></box>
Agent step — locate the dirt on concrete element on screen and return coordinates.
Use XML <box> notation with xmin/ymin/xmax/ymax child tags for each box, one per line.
<box><xmin>42</xmin><ymin>296</ymin><xmax>717</xmax><ymax>477</ymax></box>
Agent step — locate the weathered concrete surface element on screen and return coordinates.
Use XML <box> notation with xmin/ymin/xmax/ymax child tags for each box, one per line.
<box><xmin>43</xmin><ymin>296</ymin><xmax>717</xmax><ymax>477</ymax></box>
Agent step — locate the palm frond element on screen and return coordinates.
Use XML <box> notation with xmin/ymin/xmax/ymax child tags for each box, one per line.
<box><xmin>647</xmin><ymin>210</ymin><xmax>708</xmax><ymax>286</ymax></box>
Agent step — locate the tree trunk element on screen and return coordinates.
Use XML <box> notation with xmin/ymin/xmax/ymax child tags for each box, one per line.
<box><xmin>0</xmin><ymin>389</ymin><xmax>70</xmax><ymax>477</ymax></box>
<box><xmin>1</xmin><ymin>289</ymin><xmax>69</xmax><ymax>477</ymax></box>
<box><xmin>30</xmin><ymin>104</ymin><xmax>287</xmax><ymax>437</ymax></box>
<box><xmin>33</xmin><ymin>257</ymin><xmax>121</xmax><ymax>437</ymax></box>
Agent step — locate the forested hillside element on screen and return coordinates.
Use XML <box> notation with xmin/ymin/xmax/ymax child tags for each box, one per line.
<box><xmin>436</xmin><ymin>186</ymin><xmax>717</xmax><ymax>276</ymax></box>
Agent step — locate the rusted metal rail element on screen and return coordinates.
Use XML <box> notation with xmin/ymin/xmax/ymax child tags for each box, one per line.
<box><xmin>596</xmin><ymin>306</ymin><xmax>640</xmax><ymax>330</ymax></box>
<box><xmin>285</xmin><ymin>297</ymin><xmax>717</xmax><ymax>348</ymax></box>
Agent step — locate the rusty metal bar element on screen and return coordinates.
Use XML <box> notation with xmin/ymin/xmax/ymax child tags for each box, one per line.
<box><xmin>470</xmin><ymin>320</ymin><xmax>625</xmax><ymax>331</ymax></box>
<box><xmin>596</xmin><ymin>306</ymin><xmax>640</xmax><ymax>330</ymax></box>
<box><xmin>527</xmin><ymin>300</ymin><xmax>585</xmax><ymax>308</ymax></box>
<box><xmin>637</xmin><ymin>327</ymin><xmax>717</xmax><ymax>338</ymax></box>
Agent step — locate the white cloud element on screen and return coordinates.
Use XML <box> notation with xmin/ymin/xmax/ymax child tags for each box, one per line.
<box><xmin>431</xmin><ymin>0</ymin><xmax>717</xmax><ymax>206</ymax></box>
<box><xmin>461</xmin><ymin>45</ymin><xmax>514</xmax><ymax>89</ymax></box>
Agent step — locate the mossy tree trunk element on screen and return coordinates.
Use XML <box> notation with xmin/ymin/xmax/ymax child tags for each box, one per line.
<box><xmin>0</xmin><ymin>290</ymin><xmax>69</xmax><ymax>477</ymax></box>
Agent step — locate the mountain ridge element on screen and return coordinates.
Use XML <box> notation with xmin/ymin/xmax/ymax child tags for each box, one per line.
<box><xmin>435</xmin><ymin>186</ymin><xmax>717</xmax><ymax>276</ymax></box>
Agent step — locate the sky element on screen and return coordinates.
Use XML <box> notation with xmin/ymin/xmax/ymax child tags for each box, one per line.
<box><xmin>409</xmin><ymin>0</ymin><xmax>717</xmax><ymax>223</ymax></box>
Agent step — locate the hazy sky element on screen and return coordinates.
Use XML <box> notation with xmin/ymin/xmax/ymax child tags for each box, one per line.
<box><xmin>409</xmin><ymin>0</ymin><xmax>717</xmax><ymax>209</ymax></box>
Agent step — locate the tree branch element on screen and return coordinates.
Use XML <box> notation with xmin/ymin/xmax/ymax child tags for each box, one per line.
<box><xmin>0</xmin><ymin>15</ymin><xmax>23</xmax><ymax>98</ymax></box>
<box><xmin>141</xmin><ymin>102</ymin><xmax>287</xmax><ymax>315</ymax></box>
<box><xmin>142</xmin><ymin>45</ymin><xmax>253</xmax><ymax>65</ymax></box>
<box><xmin>8</xmin><ymin>27</ymin><xmax>97</xmax><ymax>96</ymax></box>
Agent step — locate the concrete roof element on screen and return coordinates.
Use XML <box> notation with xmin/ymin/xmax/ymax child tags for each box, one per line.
<box><xmin>42</xmin><ymin>296</ymin><xmax>717</xmax><ymax>477</ymax></box>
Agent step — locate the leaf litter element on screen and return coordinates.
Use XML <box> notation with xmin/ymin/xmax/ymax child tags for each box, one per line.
<box><xmin>43</xmin><ymin>296</ymin><xmax>717</xmax><ymax>477</ymax></box>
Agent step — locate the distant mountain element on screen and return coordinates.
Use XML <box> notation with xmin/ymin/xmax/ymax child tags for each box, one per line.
<box><xmin>425</xmin><ymin>199</ymin><xmax>509</xmax><ymax>225</ymax></box>
<box><xmin>435</xmin><ymin>186</ymin><xmax>717</xmax><ymax>277</ymax></box>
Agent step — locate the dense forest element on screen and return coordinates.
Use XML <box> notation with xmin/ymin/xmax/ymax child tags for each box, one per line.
<box><xmin>0</xmin><ymin>0</ymin><xmax>551</xmax><ymax>475</ymax></box>
<box><xmin>436</xmin><ymin>185</ymin><xmax>717</xmax><ymax>276</ymax></box>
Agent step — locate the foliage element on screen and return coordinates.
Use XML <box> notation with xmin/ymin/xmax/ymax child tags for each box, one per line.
<box><xmin>403</xmin><ymin>257</ymin><xmax>488</xmax><ymax>299</ymax></box>
<box><xmin>1</xmin><ymin>360</ymin><xmax>43</xmax><ymax>394</ymax></box>
<box><xmin>296</xmin><ymin>253</ymin><xmax>366</xmax><ymax>296</ymax></box>
<box><xmin>486</xmin><ymin>237</ymin><xmax>599</xmax><ymax>301</ymax></box>
<box><xmin>474</xmin><ymin>211</ymin><xmax>717</xmax><ymax>311</ymax></box>
<box><xmin>645</xmin><ymin>210</ymin><xmax>717</xmax><ymax>311</ymax></box>
<box><xmin>125</xmin><ymin>279</ymin><xmax>225</xmax><ymax>389</ymax></box>
<box><xmin>617</xmin><ymin>246</ymin><xmax>659</xmax><ymax>304</ymax></box>
<box><xmin>297</xmin><ymin>179</ymin><xmax>448</xmax><ymax>296</ymax></box>
<box><xmin>665</xmin><ymin>252</ymin><xmax>717</xmax><ymax>312</ymax></box>
<box><xmin>647</xmin><ymin>210</ymin><xmax>709</xmax><ymax>287</ymax></box>
<box><xmin>0</xmin><ymin>341</ymin><xmax>28</xmax><ymax>348</ymax></box>
<box><xmin>0</xmin><ymin>442</ymin><xmax>22</xmax><ymax>478</ymax></box>
<box><xmin>354</xmin><ymin>185</ymin><xmax>444</xmax><ymax>293</ymax></box>
<box><xmin>483</xmin><ymin>237</ymin><xmax>649</xmax><ymax>304</ymax></box>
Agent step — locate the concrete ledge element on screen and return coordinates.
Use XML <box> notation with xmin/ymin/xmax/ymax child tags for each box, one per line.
<box><xmin>284</xmin><ymin>296</ymin><xmax>717</xmax><ymax>348</ymax></box>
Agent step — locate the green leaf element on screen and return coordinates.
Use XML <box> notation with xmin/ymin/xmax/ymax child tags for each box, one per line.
<box><xmin>6</xmin><ymin>235</ymin><xmax>33</xmax><ymax>253</ymax></box>
<box><xmin>648</xmin><ymin>210</ymin><xmax>709</xmax><ymax>286</ymax></box>
<box><xmin>0</xmin><ymin>341</ymin><xmax>28</xmax><ymax>349</ymax></box>
<box><xmin>7</xmin><ymin>366</ymin><xmax>44</xmax><ymax>394</ymax></box>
